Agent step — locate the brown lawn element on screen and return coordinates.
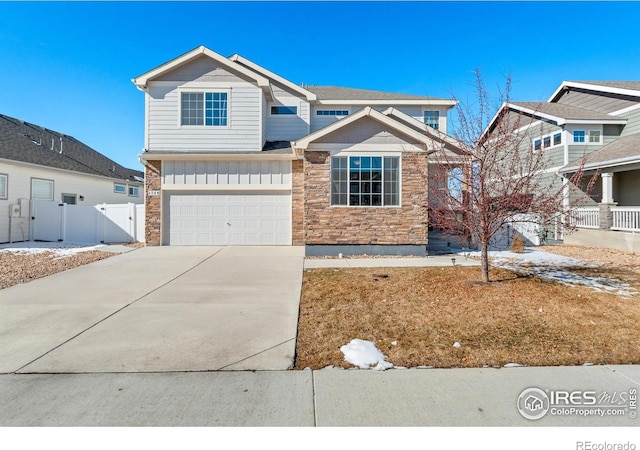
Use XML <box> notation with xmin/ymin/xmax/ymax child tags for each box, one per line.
<box><xmin>294</xmin><ymin>264</ymin><xmax>640</xmax><ymax>369</ymax></box>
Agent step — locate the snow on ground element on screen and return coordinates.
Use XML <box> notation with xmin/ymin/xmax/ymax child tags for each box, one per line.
<box><xmin>468</xmin><ymin>248</ymin><xmax>637</xmax><ymax>296</ymax></box>
<box><xmin>0</xmin><ymin>241</ymin><xmax>106</xmax><ymax>257</ymax></box>
<box><xmin>340</xmin><ymin>339</ymin><xmax>394</xmax><ymax>371</ymax></box>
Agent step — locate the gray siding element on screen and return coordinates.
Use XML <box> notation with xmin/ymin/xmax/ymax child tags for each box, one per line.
<box><xmin>266</xmin><ymin>85</ymin><xmax>310</xmax><ymax>141</ymax></box>
<box><xmin>555</xmin><ymin>88</ymin><xmax>638</xmax><ymax>114</ymax></box>
<box><xmin>603</xmin><ymin>124</ymin><xmax>623</xmax><ymax>145</ymax></box>
<box><xmin>310</xmin><ymin>105</ymin><xmax>352</xmax><ymax>132</ymax></box>
<box><xmin>620</xmin><ymin>107</ymin><xmax>640</xmax><ymax>137</ymax></box>
<box><xmin>147</xmin><ymin>83</ymin><xmax>262</xmax><ymax>152</ymax></box>
<box><xmin>314</xmin><ymin>117</ymin><xmax>418</xmax><ymax>145</ymax></box>
<box><xmin>154</xmin><ymin>55</ymin><xmax>255</xmax><ymax>84</ymax></box>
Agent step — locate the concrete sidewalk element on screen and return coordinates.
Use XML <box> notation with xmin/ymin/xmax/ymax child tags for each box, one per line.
<box><xmin>0</xmin><ymin>365</ymin><xmax>638</xmax><ymax>426</ymax></box>
<box><xmin>304</xmin><ymin>254</ymin><xmax>480</xmax><ymax>269</ymax></box>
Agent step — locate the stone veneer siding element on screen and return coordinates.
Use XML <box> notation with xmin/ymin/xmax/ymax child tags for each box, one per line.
<box><xmin>292</xmin><ymin>159</ymin><xmax>304</xmax><ymax>245</ymax></box>
<box><xmin>145</xmin><ymin>160</ymin><xmax>162</xmax><ymax>246</ymax></box>
<box><xmin>304</xmin><ymin>151</ymin><xmax>428</xmax><ymax>245</ymax></box>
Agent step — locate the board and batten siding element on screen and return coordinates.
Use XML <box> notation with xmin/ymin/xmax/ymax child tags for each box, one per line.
<box><xmin>147</xmin><ymin>82</ymin><xmax>263</xmax><ymax>152</ymax></box>
<box><xmin>162</xmin><ymin>160</ymin><xmax>292</xmax><ymax>188</ymax></box>
<box><xmin>0</xmin><ymin>161</ymin><xmax>142</xmax><ymax>243</ymax></box>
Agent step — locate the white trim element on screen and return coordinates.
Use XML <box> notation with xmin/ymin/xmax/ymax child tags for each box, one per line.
<box><xmin>0</xmin><ymin>157</ymin><xmax>142</xmax><ymax>185</ymax></box>
<box><xmin>140</xmin><ymin>152</ymin><xmax>296</xmax><ymax>161</ymax></box>
<box><xmin>114</xmin><ymin>183</ymin><xmax>127</xmax><ymax>194</ymax></box>
<box><xmin>548</xmin><ymin>81</ymin><xmax>640</xmax><ymax>103</ymax></box>
<box><xmin>31</xmin><ymin>177</ymin><xmax>54</xmax><ymax>201</ymax></box>
<box><xmin>609</xmin><ymin>102</ymin><xmax>640</xmax><ymax>116</ymax></box>
<box><xmin>295</xmin><ymin>107</ymin><xmax>440</xmax><ymax>150</ymax></box>
<box><xmin>161</xmin><ymin>183</ymin><xmax>291</xmax><ymax>191</ymax></box>
<box><xmin>229</xmin><ymin>53</ymin><xmax>317</xmax><ymax>101</ymax></box>
<box><xmin>505</xmin><ymin>102</ymin><xmax>625</xmax><ymax>126</ymax></box>
<box><xmin>307</xmin><ymin>143</ymin><xmax>425</xmax><ymax>153</ymax></box>
<box><xmin>316</xmin><ymin>99</ymin><xmax>457</xmax><ymax>106</ymax></box>
<box><xmin>177</xmin><ymin>89</ymin><xmax>231</xmax><ymax>129</ymax></box>
<box><xmin>132</xmin><ymin>46</ymin><xmax>270</xmax><ymax>91</ymax></box>
<box><xmin>560</xmin><ymin>155</ymin><xmax>640</xmax><ymax>173</ymax></box>
<box><xmin>0</xmin><ymin>173</ymin><xmax>7</xmax><ymax>200</ymax></box>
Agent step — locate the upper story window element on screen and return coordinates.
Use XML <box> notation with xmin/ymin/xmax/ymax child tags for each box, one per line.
<box><xmin>424</xmin><ymin>110</ymin><xmax>439</xmax><ymax>129</ymax></box>
<box><xmin>534</xmin><ymin>139</ymin><xmax>542</xmax><ymax>151</ymax></box>
<box><xmin>0</xmin><ymin>174</ymin><xmax>7</xmax><ymax>200</ymax></box>
<box><xmin>128</xmin><ymin>186</ymin><xmax>139</xmax><ymax>197</ymax></box>
<box><xmin>589</xmin><ymin>130</ymin><xmax>601</xmax><ymax>143</ymax></box>
<box><xmin>553</xmin><ymin>132</ymin><xmax>562</xmax><ymax>146</ymax></box>
<box><xmin>573</xmin><ymin>130</ymin><xmax>586</xmax><ymax>143</ymax></box>
<box><xmin>270</xmin><ymin>106</ymin><xmax>297</xmax><ymax>115</ymax></box>
<box><xmin>533</xmin><ymin>131</ymin><xmax>562</xmax><ymax>151</ymax></box>
<box><xmin>543</xmin><ymin>136</ymin><xmax>551</xmax><ymax>149</ymax></box>
<box><xmin>331</xmin><ymin>156</ymin><xmax>400</xmax><ymax>207</ymax></box>
<box><xmin>316</xmin><ymin>110</ymin><xmax>349</xmax><ymax>116</ymax></box>
<box><xmin>181</xmin><ymin>92</ymin><xmax>228</xmax><ymax>126</ymax></box>
<box><xmin>114</xmin><ymin>183</ymin><xmax>126</xmax><ymax>194</ymax></box>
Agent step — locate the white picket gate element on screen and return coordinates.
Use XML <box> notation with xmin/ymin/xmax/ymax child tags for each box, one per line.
<box><xmin>31</xmin><ymin>200</ymin><xmax>145</xmax><ymax>244</ymax></box>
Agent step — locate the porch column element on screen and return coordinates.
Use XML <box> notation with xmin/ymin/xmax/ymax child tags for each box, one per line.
<box><xmin>599</xmin><ymin>172</ymin><xmax>616</xmax><ymax>230</ymax></box>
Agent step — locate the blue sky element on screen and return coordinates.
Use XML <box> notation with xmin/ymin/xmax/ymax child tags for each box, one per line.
<box><xmin>1</xmin><ymin>1</ymin><xmax>639</xmax><ymax>170</ymax></box>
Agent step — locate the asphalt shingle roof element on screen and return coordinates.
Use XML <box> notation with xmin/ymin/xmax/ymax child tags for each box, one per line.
<box><xmin>561</xmin><ymin>133</ymin><xmax>640</xmax><ymax>171</ymax></box>
<box><xmin>0</xmin><ymin>114</ymin><xmax>143</xmax><ymax>182</ymax></box>
<box><xmin>569</xmin><ymin>81</ymin><xmax>640</xmax><ymax>92</ymax></box>
<box><xmin>306</xmin><ymin>85</ymin><xmax>447</xmax><ymax>101</ymax></box>
<box><xmin>510</xmin><ymin>102</ymin><xmax>619</xmax><ymax>122</ymax></box>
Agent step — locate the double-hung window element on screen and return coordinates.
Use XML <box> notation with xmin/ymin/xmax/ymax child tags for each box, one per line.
<box><xmin>181</xmin><ymin>92</ymin><xmax>228</xmax><ymax>126</ymax></box>
<box><xmin>31</xmin><ymin>178</ymin><xmax>53</xmax><ymax>201</ymax></box>
<box><xmin>424</xmin><ymin>110</ymin><xmax>439</xmax><ymax>129</ymax></box>
<box><xmin>331</xmin><ymin>156</ymin><xmax>400</xmax><ymax>207</ymax></box>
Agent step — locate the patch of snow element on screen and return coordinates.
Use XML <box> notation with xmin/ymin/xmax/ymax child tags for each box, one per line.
<box><xmin>340</xmin><ymin>338</ymin><xmax>394</xmax><ymax>370</ymax></box>
<box><xmin>583</xmin><ymin>362</ymin><xmax>594</xmax><ymax>366</ymax></box>
<box><xmin>391</xmin><ymin>340</ymin><xmax>398</xmax><ymax>346</ymax></box>
<box><xmin>0</xmin><ymin>241</ymin><xmax>105</xmax><ymax>257</ymax></box>
<box><xmin>453</xmin><ymin>342</ymin><xmax>462</xmax><ymax>348</ymax></box>
<box><xmin>469</xmin><ymin>248</ymin><xmax>637</xmax><ymax>296</ymax></box>
<box><xmin>504</xmin><ymin>363</ymin><xmax>524</xmax><ymax>368</ymax></box>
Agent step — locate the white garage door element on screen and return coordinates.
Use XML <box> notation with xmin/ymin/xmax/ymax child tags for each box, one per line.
<box><xmin>164</xmin><ymin>191</ymin><xmax>291</xmax><ymax>245</ymax></box>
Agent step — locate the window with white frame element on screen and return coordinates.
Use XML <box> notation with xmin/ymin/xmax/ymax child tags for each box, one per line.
<box><xmin>128</xmin><ymin>186</ymin><xmax>139</xmax><ymax>197</ymax></box>
<box><xmin>534</xmin><ymin>139</ymin><xmax>542</xmax><ymax>151</ymax></box>
<box><xmin>181</xmin><ymin>92</ymin><xmax>228</xmax><ymax>126</ymax></box>
<box><xmin>316</xmin><ymin>110</ymin><xmax>349</xmax><ymax>116</ymax></box>
<box><xmin>31</xmin><ymin>178</ymin><xmax>53</xmax><ymax>200</ymax></box>
<box><xmin>423</xmin><ymin>110</ymin><xmax>439</xmax><ymax>129</ymax></box>
<box><xmin>331</xmin><ymin>156</ymin><xmax>400</xmax><ymax>207</ymax></box>
<box><xmin>543</xmin><ymin>136</ymin><xmax>551</xmax><ymax>149</ymax></box>
<box><xmin>114</xmin><ymin>183</ymin><xmax>126</xmax><ymax>194</ymax></box>
<box><xmin>589</xmin><ymin>130</ymin><xmax>601</xmax><ymax>143</ymax></box>
<box><xmin>0</xmin><ymin>174</ymin><xmax>7</xmax><ymax>200</ymax></box>
<box><xmin>270</xmin><ymin>105</ymin><xmax>297</xmax><ymax>115</ymax></box>
<box><xmin>573</xmin><ymin>130</ymin><xmax>586</xmax><ymax>143</ymax></box>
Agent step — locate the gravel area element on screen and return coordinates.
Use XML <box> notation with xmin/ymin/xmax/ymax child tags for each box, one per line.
<box><xmin>0</xmin><ymin>249</ymin><xmax>115</xmax><ymax>290</ymax></box>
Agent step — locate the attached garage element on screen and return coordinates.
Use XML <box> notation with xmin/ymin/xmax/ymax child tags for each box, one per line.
<box><xmin>163</xmin><ymin>191</ymin><xmax>291</xmax><ymax>245</ymax></box>
<box><xmin>158</xmin><ymin>158</ymin><xmax>293</xmax><ymax>246</ymax></box>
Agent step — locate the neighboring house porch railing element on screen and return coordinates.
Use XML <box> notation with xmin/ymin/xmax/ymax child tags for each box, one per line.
<box><xmin>569</xmin><ymin>207</ymin><xmax>600</xmax><ymax>229</ymax></box>
<box><xmin>612</xmin><ymin>207</ymin><xmax>640</xmax><ymax>232</ymax></box>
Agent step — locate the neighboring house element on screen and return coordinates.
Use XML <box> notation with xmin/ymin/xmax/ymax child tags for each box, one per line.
<box><xmin>133</xmin><ymin>46</ymin><xmax>465</xmax><ymax>255</ymax></box>
<box><xmin>485</xmin><ymin>81</ymin><xmax>640</xmax><ymax>252</ymax></box>
<box><xmin>0</xmin><ymin>113</ymin><xmax>144</xmax><ymax>243</ymax></box>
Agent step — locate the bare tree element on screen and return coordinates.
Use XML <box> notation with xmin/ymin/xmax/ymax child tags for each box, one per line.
<box><xmin>428</xmin><ymin>70</ymin><xmax>595</xmax><ymax>282</ymax></box>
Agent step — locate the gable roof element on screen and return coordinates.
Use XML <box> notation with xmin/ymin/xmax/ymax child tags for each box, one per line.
<box><xmin>293</xmin><ymin>106</ymin><xmax>467</xmax><ymax>155</ymax></box>
<box><xmin>549</xmin><ymin>81</ymin><xmax>640</xmax><ymax>102</ymax></box>
<box><xmin>132</xmin><ymin>46</ymin><xmax>273</xmax><ymax>99</ymax></box>
<box><xmin>509</xmin><ymin>102</ymin><xmax>626</xmax><ymax>124</ymax></box>
<box><xmin>307</xmin><ymin>86</ymin><xmax>457</xmax><ymax>106</ymax></box>
<box><xmin>560</xmin><ymin>132</ymin><xmax>640</xmax><ymax>173</ymax></box>
<box><xmin>0</xmin><ymin>114</ymin><xmax>143</xmax><ymax>182</ymax></box>
<box><xmin>228</xmin><ymin>54</ymin><xmax>316</xmax><ymax>101</ymax></box>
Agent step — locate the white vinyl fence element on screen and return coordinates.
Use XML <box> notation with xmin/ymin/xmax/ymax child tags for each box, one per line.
<box><xmin>31</xmin><ymin>200</ymin><xmax>145</xmax><ymax>244</ymax></box>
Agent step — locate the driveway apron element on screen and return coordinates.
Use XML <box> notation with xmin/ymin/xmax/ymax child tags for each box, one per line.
<box><xmin>0</xmin><ymin>246</ymin><xmax>304</xmax><ymax>373</ymax></box>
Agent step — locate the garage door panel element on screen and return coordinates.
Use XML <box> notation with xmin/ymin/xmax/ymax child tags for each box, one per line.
<box><xmin>164</xmin><ymin>191</ymin><xmax>291</xmax><ymax>246</ymax></box>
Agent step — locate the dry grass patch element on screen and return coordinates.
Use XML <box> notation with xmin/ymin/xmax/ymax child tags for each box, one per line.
<box><xmin>295</xmin><ymin>266</ymin><xmax>640</xmax><ymax>369</ymax></box>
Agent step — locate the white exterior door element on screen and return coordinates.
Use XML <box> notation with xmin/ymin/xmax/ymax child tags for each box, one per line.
<box><xmin>164</xmin><ymin>191</ymin><xmax>291</xmax><ymax>245</ymax></box>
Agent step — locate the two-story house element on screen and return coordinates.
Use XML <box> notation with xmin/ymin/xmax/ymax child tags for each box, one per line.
<box><xmin>133</xmin><ymin>46</ymin><xmax>465</xmax><ymax>255</ymax></box>
<box><xmin>484</xmin><ymin>81</ymin><xmax>640</xmax><ymax>252</ymax></box>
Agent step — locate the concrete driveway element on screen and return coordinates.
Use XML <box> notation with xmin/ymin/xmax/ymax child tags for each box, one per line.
<box><xmin>0</xmin><ymin>246</ymin><xmax>304</xmax><ymax>373</ymax></box>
